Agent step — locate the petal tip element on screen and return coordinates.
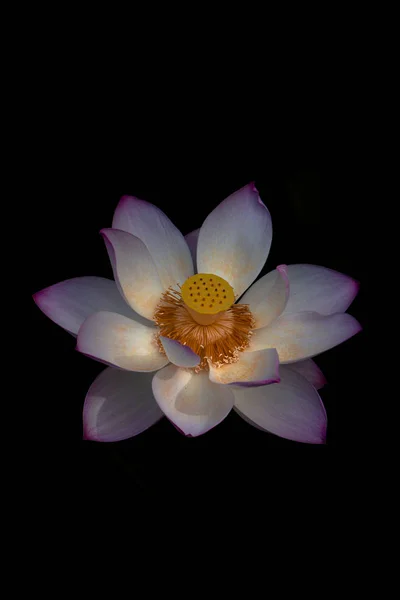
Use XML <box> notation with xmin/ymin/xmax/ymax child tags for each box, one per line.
<box><xmin>82</xmin><ymin>417</ymin><xmax>93</xmax><ymax>441</ymax></box>
<box><xmin>352</xmin><ymin>278</ymin><xmax>361</xmax><ymax>295</ymax></box>
<box><xmin>32</xmin><ymin>288</ymin><xmax>48</xmax><ymax>307</ymax></box>
<box><xmin>170</xmin><ymin>420</ymin><xmax>194</xmax><ymax>437</ymax></box>
<box><xmin>99</xmin><ymin>228</ymin><xmax>110</xmax><ymax>238</ymax></box>
<box><xmin>244</xmin><ymin>182</ymin><xmax>264</xmax><ymax>205</ymax></box>
<box><xmin>320</xmin><ymin>372</ymin><xmax>328</xmax><ymax>387</ymax></box>
<box><xmin>119</xmin><ymin>194</ymin><xmax>133</xmax><ymax>205</ymax></box>
<box><xmin>82</xmin><ymin>427</ymin><xmax>98</xmax><ymax>442</ymax></box>
<box><xmin>276</xmin><ymin>264</ymin><xmax>290</xmax><ymax>290</ymax></box>
<box><xmin>353</xmin><ymin>319</ymin><xmax>363</xmax><ymax>335</ymax></box>
<box><xmin>32</xmin><ymin>290</ymin><xmax>42</xmax><ymax>305</ymax></box>
<box><xmin>320</xmin><ymin>421</ymin><xmax>327</xmax><ymax>444</ymax></box>
<box><xmin>118</xmin><ymin>194</ymin><xmax>150</xmax><ymax>209</ymax></box>
<box><xmin>114</xmin><ymin>195</ymin><xmax>137</xmax><ymax>214</ymax></box>
<box><xmin>168</xmin><ymin>414</ymin><xmax>220</xmax><ymax>438</ymax></box>
<box><xmin>99</xmin><ymin>229</ymin><xmax>115</xmax><ymax>255</ymax></box>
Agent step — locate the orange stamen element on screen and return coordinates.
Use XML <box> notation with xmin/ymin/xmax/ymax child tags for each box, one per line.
<box><xmin>153</xmin><ymin>284</ymin><xmax>255</xmax><ymax>372</ymax></box>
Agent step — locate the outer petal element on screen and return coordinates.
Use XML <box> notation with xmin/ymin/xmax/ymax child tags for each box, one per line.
<box><xmin>112</xmin><ymin>195</ymin><xmax>194</xmax><ymax>289</ymax></box>
<box><xmin>286</xmin><ymin>359</ymin><xmax>327</xmax><ymax>390</ymax></box>
<box><xmin>159</xmin><ymin>336</ymin><xmax>200</xmax><ymax>368</ymax></box>
<box><xmin>240</xmin><ymin>265</ymin><xmax>290</xmax><ymax>329</ymax></box>
<box><xmin>76</xmin><ymin>311</ymin><xmax>168</xmax><ymax>372</ymax></box>
<box><xmin>83</xmin><ymin>367</ymin><xmax>163</xmax><ymax>442</ymax></box>
<box><xmin>208</xmin><ymin>348</ymin><xmax>280</xmax><ymax>387</ymax></box>
<box><xmin>233</xmin><ymin>366</ymin><xmax>327</xmax><ymax>444</ymax></box>
<box><xmin>283</xmin><ymin>264</ymin><xmax>360</xmax><ymax>316</ymax></box>
<box><xmin>197</xmin><ymin>183</ymin><xmax>273</xmax><ymax>298</ymax></box>
<box><xmin>152</xmin><ymin>364</ymin><xmax>234</xmax><ymax>437</ymax></box>
<box><xmin>185</xmin><ymin>229</ymin><xmax>200</xmax><ymax>272</ymax></box>
<box><xmin>233</xmin><ymin>407</ymin><xmax>269</xmax><ymax>432</ymax></box>
<box><xmin>247</xmin><ymin>311</ymin><xmax>362</xmax><ymax>363</ymax></box>
<box><xmin>33</xmin><ymin>276</ymin><xmax>149</xmax><ymax>336</ymax></box>
<box><xmin>101</xmin><ymin>228</ymin><xmax>164</xmax><ymax>321</ymax></box>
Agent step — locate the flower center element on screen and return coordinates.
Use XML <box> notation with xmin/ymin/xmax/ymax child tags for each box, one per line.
<box><xmin>153</xmin><ymin>273</ymin><xmax>255</xmax><ymax>372</ymax></box>
<box><xmin>180</xmin><ymin>273</ymin><xmax>235</xmax><ymax>325</ymax></box>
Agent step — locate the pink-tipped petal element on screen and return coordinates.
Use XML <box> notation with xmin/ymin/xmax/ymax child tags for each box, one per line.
<box><xmin>83</xmin><ymin>367</ymin><xmax>163</xmax><ymax>442</ymax></box>
<box><xmin>33</xmin><ymin>276</ymin><xmax>149</xmax><ymax>336</ymax></box>
<box><xmin>185</xmin><ymin>229</ymin><xmax>200</xmax><ymax>272</ymax></box>
<box><xmin>152</xmin><ymin>364</ymin><xmax>234</xmax><ymax>437</ymax></box>
<box><xmin>286</xmin><ymin>359</ymin><xmax>327</xmax><ymax>390</ymax></box>
<box><xmin>247</xmin><ymin>311</ymin><xmax>362</xmax><ymax>363</ymax></box>
<box><xmin>112</xmin><ymin>196</ymin><xmax>194</xmax><ymax>289</ymax></box>
<box><xmin>208</xmin><ymin>348</ymin><xmax>280</xmax><ymax>387</ymax></box>
<box><xmin>159</xmin><ymin>336</ymin><xmax>200</xmax><ymax>368</ymax></box>
<box><xmin>76</xmin><ymin>311</ymin><xmax>168</xmax><ymax>372</ymax></box>
<box><xmin>233</xmin><ymin>366</ymin><xmax>327</xmax><ymax>444</ymax></box>
<box><xmin>101</xmin><ymin>228</ymin><xmax>163</xmax><ymax>321</ymax></box>
<box><xmin>197</xmin><ymin>183</ymin><xmax>273</xmax><ymax>298</ymax></box>
<box><xmin>240</xmin><ymin>265</ymin><xmax>290</xmax><ymax>329</ymax></box>
<box><xmin>283</xmin><ymin>264</ymin><xmax>360</xmax><ymax>316</ymax></box>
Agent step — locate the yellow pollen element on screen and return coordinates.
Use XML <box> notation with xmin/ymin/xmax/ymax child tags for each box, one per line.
<box><xmin>181</xmin><ymin>273</ymin><xmax>234</xmax><ymax>325</ymax></box>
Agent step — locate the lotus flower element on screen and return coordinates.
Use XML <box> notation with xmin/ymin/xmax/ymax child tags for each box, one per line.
<box><xmin>33</xmin><ymin>183</ymin><xmax>361</xmax><ymax>443</ymax></box>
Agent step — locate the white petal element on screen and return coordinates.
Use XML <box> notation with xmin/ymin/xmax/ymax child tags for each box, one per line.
<box><xmin>33</xmin><ymin>276</ymin><xmax>150</xmax><ymax>336</ymax></box>
<box><xmin>197</xmin><ymin>183</ymin><xmax>273</xmax><ymax>298</ymax></box>
<box><xmin>208</xmin><ymin>348</ymin><xmax>279</xmax><ymax>387</ymax></box>
<box><xmin>240</xmin><ymin>265</ymin><xmax>290</xmax><ymax>329</ymax></box>
<box><xmin>233</xmin><ymin>366</ymin><xmax>327</xmax><ymax>444</ymax></box>
<box><xmin>101</xmin><ymin>228</ymin><xmax>164</xmax><ymax>321</ymax></box>
<box><xmin>152</xmin><ymin>364</ymin><xmax>234</xmax><ymax>436</ymax></box>
<box><xmin>112</xmin><ymin>195</ymin><xmax>194</xmax><ymax>289</ymax></box>
<box><xmin>283</xmin><ymin>264</ymin><xmax>359</xmax><ymax>316</ymax></box>
<box><xmin>160</xmin><ymin>336</ymin><xmax>200</xmax><ymax>368</ymax></box>
<box><xmin>247</xmin><ymin>311</ymin><xmax>362</xmax><ymax>363</ymax></box>
<box><xmin>286</xmin><ymin>359</ymin><xmax>327</xmax><ymax>390</ymax></box>
<box><xmin>185</xmin><ymin>229</ymin><xmax>200</xmax><ymax>272</ymax></box>
<box><xmin>76</xmin><ymin>311</ymin><xmax>168</xmax><ymax>372</ymax></box>
<box><xmin>83</xmin><ymin>367</ymin><xmax>163</xmax><ymax>442</ymax></box>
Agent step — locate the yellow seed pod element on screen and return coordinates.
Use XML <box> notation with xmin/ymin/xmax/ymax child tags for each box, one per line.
<box><xmin>181</xmin><ymin>273</ymin><xmax>235</xmax><ymax>315</ymax></box>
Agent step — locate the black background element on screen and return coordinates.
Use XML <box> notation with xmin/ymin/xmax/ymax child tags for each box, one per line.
<box><xmin>30</xmin><ymin>125</ymin><xmax>367</xmax><ymax>498</ymax></box>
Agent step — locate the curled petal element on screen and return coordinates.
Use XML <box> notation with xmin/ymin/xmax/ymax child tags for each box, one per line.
<box><xmin>185</xmin><ymin>229</ymin><xmax>200</xmax><ymax>272</ymax></box>
<box><xmin>283</xmin><ymin>264</ymin><xmax>360</xmax><ymax>316</ymax></box>
<box><xmin>197</xmin><ymin>183</ymin><xmax>273</xmax><ymax>298</ymax></box>
<box><xmin>247</xmin><ymin>311</ymin><xmax>362</xmax><ymax>363</ymax></box>
<box><xmin>83</xmin><ymin>367</ymin><xmax>163</xmax><ymax>442</ymax></box>
<box><xmin>76</xmin><ymin>311</ymin><xmax>168</xmax><ymax>372</ymax></box>
<box><xmin>233</xmin><ymin>366</ymin><xmax>327</xmax><ymax>444</ymax></box>
<box><xmin>240</xmin><ymin>265</ymin><xmax>290</xmax><ymax>329</ymax></box>
<box><xmin>33</xmin><ymin>276</ymin><xmax>149</xmax><ymax>336</ymax></box>
<box><xmin>286</xmin><ymin>359</ymin><xmax>327</xmax><ymax>390</ymax></box>
<box><xmin>152</xmin><ymin>364</ymin><xmax>234</xmax><ymax>436</ymax></box>
<box><xmin>159</xmin><ymin>336</ymin><xmax>200</xmax><ymax>368</ymax></box>
<box><xmin>112</xmin><ymin>195</ymin><xmax>194</xmax><ymax>289</ymax></box>
<box><xmin>101</xmin><ymin>228</ymin><xmax>163</xmax><ymax>321</ymax></box>
<box><xmin>208</xmin><ymin>348</ymin><xmax>279</xmax><ymax>387</ymax></box>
